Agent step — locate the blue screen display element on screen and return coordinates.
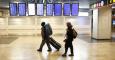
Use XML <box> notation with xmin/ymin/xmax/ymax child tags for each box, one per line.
<box><xmin>63</xmin><ymin>4</ymin><xmax>71</xmax><ymax>16</ymax></box>
<box><xmin>71</xmin><ymin>4</ymin><xmax>79</xmax><ymax>16</ymax></box>
<box><xmin>37</xmin><ymin>4</ymin><xmax>44</xmax><ymax>16</ymax></box>
<box><xmin>46</xmin><ymin>4</ymin><xmax>53</xmax><ymax>16</ymax></box>
<box><xmin>54</xmin><ymin>3</ymin><xmax>62</xmax><ymax>16</ymax></box>
<box><xmin>10</xmin><ymin>3</ymin><xmax>17</xmax><ymax>16</ymax></box>
<box><xmin>18</xmin><ymin>3</ymin><xmax>26</xmax><ymax>16</ymax></box>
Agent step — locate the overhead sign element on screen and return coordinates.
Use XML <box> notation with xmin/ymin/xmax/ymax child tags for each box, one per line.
<box><xmin>18</xmin><ymin>3</ymin><xmax>26</xmax><ymax>16</ymax></box>
<box><xmin>54</xmin><ymin>3</ymin><xmax>62</xmax><ymax>16</ymax></box>
<box><xmin>10</xmin><ymin>3</ymin><xmax>17</xmax><ymax>16</ymax></box>
<box><xmin>37</xmin><ymin>4</ymin><xmax>44</xmax><ymax>16</ymax></box>
<box><xmin>28</xmin><ymin>3</ymin><xmax>35</xmax><ymax>15</ymax></box>
<box><xmin>63</xmin><ymin>3</ymin><xmax>71</xmax><ymax>16</ymax></box>
<box><xmin>71</xmin><ymin>3</ymin><xmax>79</xmax><ymax>16</ymax></box>
<box><xmin>46</xmin><ymin>4</ymin><xmax>53</xmax><ymax>16</ymax></box>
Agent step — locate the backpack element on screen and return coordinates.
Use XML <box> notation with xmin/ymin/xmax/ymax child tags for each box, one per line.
<box><xmin>45</xmin><ymin>24</ymin><xmax>53</xmax><ymax>36</ymax></box>
<box><xmin>73</xmin><ymin>29</ymin><xmax>78</xmax><ymax>38</ymax></box>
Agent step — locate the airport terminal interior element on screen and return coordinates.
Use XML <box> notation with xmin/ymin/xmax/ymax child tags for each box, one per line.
<box><xmin>0</xmin><ymin>0</ymin><xmax>115</xmax><ymax>60</ymax></box>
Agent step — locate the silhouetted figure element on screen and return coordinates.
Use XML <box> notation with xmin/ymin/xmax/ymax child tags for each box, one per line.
<box><xmin>45</xmin><ymin>23</ymin><xmax>53</xmax><ymax>36</ymax></box>
<box><xmin>62</xmin><ymin>22</ymin><xmax>74</xmax><ymax>56</ymax></box>
<box><xmin>37</xmin><ymin>22</ymin><xmax>52</xmax><ymax>52</ymax></box>
<box><xmin>46</xmin><ymin>23</ymin><xmax>61</xmax><ymax>51</ymax></box>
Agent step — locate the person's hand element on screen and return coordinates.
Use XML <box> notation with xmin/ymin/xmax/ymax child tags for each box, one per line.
<box><xmin>63</xmin><ymin>39</ymin><xmax>66</xmax><ymax>42</ymax></box>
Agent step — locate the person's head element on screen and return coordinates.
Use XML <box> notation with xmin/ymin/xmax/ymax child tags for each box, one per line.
<box><xmin>41</xmin><ymin>22</ymin><xmax>45</xmax><ymax>26</ymax></box>
<box><xmin>66</xmin><ymin>22</ymin><xmax>72</xmax><ymax>28</ymax></box>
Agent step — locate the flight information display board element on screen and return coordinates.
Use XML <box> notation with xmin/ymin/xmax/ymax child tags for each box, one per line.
<box><xmin>28</xmin><ymin>3</ymin><xmax>35</xmax><ymax>15</ymax></box>
<box><xmin>71</xmin><ymin>3</ymin><xmax>79</xmax><ymax>16</ymax></box>
<box><xmin>10</xmin><ymin>3</ymin><xmax>17</xmax><ymax>16</ymax></box>
<box><xmin>54</xmin><ymin>3</ymin><xmax>62</xmax><ymax>16</ymax></box>
<box><xmin>18</xmin><ymin>3</ymin><xmax>26</xmax><ymax>16</ymax></box>
<box><xmin>63</xmin><ymin>3</ymin><xmax>71</xmax><ymax>16</ymax></box>
<box><xmin>37</xmin><ymin>4</ymin><xmax>44</xmax><ymax>16</ymax></box>
<box><xmin>46</xmin><ymin>4</ymin><xmax>53</xmax><ymax>16</ymax></box>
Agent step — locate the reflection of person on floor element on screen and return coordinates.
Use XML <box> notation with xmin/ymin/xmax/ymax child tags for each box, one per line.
<box><xmin>62</xmin><ymin>22</ymin><xmax>74</xmax><ymax>56</ymax></box>
<box><xmin>37</xmin><ymin>22</ymin><xmax>52</xmax><ymax>52</ymax></box>
<box><xmin>38</xmin><ymin>52</ymin><xmax>51</xmax><ymax>60</ymax></box>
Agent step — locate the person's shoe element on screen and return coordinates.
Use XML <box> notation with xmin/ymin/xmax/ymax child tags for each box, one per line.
<box><xmin>37</xmin><ymin>49</ymin><xmax>42</xmax><ymax>52</ymax></box>
<box><xmin>62</xmin><ymin>54</ymin><xmax>66</xmax><ymax>57</ymax></box>
<box><xmin>68</xmin><ymin>54</ymin><xmax>74</xmax><ymax>56</ymax></box>
<box><xmin>47</xmin><ymin>49</ymin><xmax>52</xmax><ymax>51</ymax></box>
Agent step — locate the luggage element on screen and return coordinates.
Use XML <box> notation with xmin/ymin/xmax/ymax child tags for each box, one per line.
<box><xmin>49</xmin><ymin>37</ymin><xmax>61</xmax><ymax>50</ymax></box>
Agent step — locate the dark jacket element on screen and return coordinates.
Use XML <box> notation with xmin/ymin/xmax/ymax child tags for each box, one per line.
<box><xmin>41</xmin><ymin>26</ymin><xmax>50</xmax><ymax>40</ymax></box>
<box><xmin>41</xmin><ymin>26</ymin><xmax>46</xmax><ymax>39</ymax></box>
<box><xmin>66</xmin><ymin>28</ymin><xmax>74</xmax><ymax>42</ymax></box>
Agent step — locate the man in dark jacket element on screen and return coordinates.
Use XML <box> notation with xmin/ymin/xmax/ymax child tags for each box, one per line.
<box><xmin>62</xmin><ymin>22</ymin><xmax>74</xmax><ymax>56</ymax></box>
<box><xmin>37</xmin><ymin>22</ymin><xmax>52</xmax><ymax>52</ymax></box>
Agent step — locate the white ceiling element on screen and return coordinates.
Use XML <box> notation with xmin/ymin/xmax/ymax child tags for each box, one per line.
<box><xmin>79</xmin><ymin>0</ymin><xmax>89</xmax><ymax>8</ymax></box>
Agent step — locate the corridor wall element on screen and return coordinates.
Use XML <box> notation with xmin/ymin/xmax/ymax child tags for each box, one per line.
<box><xmin>0</xmin><ymin>9</ymin><xmax>91</xmax><ymax>35</ymax></box>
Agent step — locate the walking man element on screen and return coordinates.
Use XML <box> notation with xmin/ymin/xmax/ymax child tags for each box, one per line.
<box><xmin>37</xmin><ymin>22</ymin><xmax>52</xmax><ymax>52</ymax></box>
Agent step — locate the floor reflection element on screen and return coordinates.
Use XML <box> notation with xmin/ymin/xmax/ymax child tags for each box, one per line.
<box><xmin>0</xmin><ymin>36</ymin><xmax>18</xmax><ymax>44</ymax></box>
<box><xmin>0</xmin><ymin>35</ymin><xmax>115</xmax><ymax>60</ymax></box>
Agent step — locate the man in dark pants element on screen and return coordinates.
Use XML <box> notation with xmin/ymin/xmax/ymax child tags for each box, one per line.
<box><xmin>62</xmin><ymin>22</ymin><xmax>74</xmax><ymax>56</ymax></box>
<box><xmin>37</xmin><ymin>22</ymin><xmax>52</xmax><ymax>52</ymax></box>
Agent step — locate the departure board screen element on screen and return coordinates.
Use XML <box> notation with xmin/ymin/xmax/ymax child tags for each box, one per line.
<box><xmin>46</xmin><ymin>4</ymin><xmax>53</xmax><ymax>16</ymax></box>
<box><xmin>18</xmin><ymin>3</ymin><xmax>26</xmax><ymax>16</ymax></box>
<box><xmin>28</xmin><ymin>3</ymin><xmax>35</xmax><ymax>15</ymax></box>
<box><xmin>54</xmin><ymin>3</ymin><xmax>62</xmax><ymax>16</ymax></box>
<box><xmin>10</xmin><ymin>3</ymin><xmax>17</xmax><ymax>16</ymax></box>
<box><xmin>37</xmin><ymin>4</ymin><xmax>44</xmax><ymax>16</ymax></box>
<box><xmin>71</xmin><ymin>3</ymin><xmax>79</xmax><ymax>16</ymax></box>
<box><xmin>63</xmin><ymin>3</ymin><xmax>71</xmax><ymax>16</ymax></box>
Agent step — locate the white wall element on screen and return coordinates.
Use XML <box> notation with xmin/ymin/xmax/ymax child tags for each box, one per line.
<box><xmin>92</xmin><ymin>9</ymin><xmax>98</xmax><ymax>38</ymax></box>
<box><xmin>98</xmin><ymin>6</ymin><xmax>112</xmax><ymax>39</ymax></box>
<box><xmin>0</xmin><ymin>16</ymin><xmax>90</xmax><ymax>35</ymax></box>
<box><xmin>65</xmin><ymin>16</ymin><xmax>91</xmax><ymax>34</ymax></box>
<box><xmin>92</xmin><ymin>6</ymin><xmax>112</xmax><ymax>39</ymax></box>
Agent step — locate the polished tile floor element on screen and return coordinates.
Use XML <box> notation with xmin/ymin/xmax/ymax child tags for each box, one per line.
<box><xmin>0</xmin><ymin>35</ymin><xmax>115</xmax><ymax>60</ymax></box>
